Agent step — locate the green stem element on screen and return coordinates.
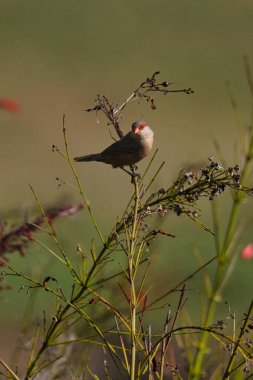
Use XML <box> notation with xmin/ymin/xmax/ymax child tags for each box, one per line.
<box><xmin>223</xmin><ymin>298</ymin><xmax>253</xmax><ymax>379</ymax></box>
<box><xmin>189</xmin><ymin>134</ymin><xmax>253</xmax><ymax>380</ymax></box>
<box><xmin>63</xmin><ymin>115</ymin><xmax>105</xmax><ymax>244</ymax></box>
<box><xmin>0</xmin><ymin>357</ymin><xmax>20</xmax><ymax>380</ymax></box>
<box><xmin>24</xmin><ymin>236</ymin><xmax>112</xmax><ymax>378</ymax></box>
<box><xmin>130</xmin><ymin>176</ymin><xmax>140</xmax><ymax>380</ymax></box>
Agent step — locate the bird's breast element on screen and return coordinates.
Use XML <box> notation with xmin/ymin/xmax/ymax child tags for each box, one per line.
<box><xmin>140</xmin><ymin>134</ymin><xmax>154</xmax><ymax>157</ymax></box>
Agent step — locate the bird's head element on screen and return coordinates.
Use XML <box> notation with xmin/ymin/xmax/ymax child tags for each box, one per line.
<box><xmin>132</xmin><ymin>121</ymin><xmax>153</xmax><ymax>138</ymax></box>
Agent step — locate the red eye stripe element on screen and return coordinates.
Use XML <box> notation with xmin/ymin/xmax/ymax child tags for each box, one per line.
<box><xmin>131</xmin><ymin>121</ymin><xmax>147</xmax><ymax>133</ymax></box>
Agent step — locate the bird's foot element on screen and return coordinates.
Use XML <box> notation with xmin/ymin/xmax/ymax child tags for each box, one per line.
<box><xmin>131</xmin><ymin>172</ymin><xmax>141</xmax><ymax>184</ymax></box>
<box><xmin>120</xmin><ymin>167</ymin><xmax>141</xmax><ymax>183</ymax></box>
<box><xmin>130</xmin><ymin>165</ymin><xmax>140</xmax><ymax>183</ymax></box>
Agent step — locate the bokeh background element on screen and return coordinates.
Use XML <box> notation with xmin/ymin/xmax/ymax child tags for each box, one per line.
<box><xmin>1</xmin><ymin>0</ymin><xmax>253</xmax><ymax>368</ymax></box>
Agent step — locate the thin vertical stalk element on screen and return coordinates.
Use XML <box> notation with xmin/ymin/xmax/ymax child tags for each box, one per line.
<box><xmin>129</xmin><ymin>175</ymin><xmax>140</xmax><ymax>380</ymax></box>
<box><xmin>189</xmin><ymin>132</ymin><xmax>253</xmax><ymax>380</ymax></box>
<box><xmin>223</xmin><ymin>299</ymin><xmax>253</xmax><ymax>379</ymax></box>
<box><xmin>62</xmin><ymin>115</ymin><xmax>105</xmax><ymax>244</ymax></box>
<box><xmin>160</xmin><ymin>313</ymin><xmax>170</xmax><ymax>380</ymax></box>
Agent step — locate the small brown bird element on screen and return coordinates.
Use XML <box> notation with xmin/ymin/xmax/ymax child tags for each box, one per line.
<box><xmin>74</xmin><ymin>121</ymin><xmax>154</xmax><ymax>176</ymax></box>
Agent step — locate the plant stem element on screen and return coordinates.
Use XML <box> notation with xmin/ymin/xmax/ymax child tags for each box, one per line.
<box><xmin>62</xmin><ymin>115</ymin><xmax>105</xmax><ymax>244</ymax></box>
<box><xmin>0</xmin><ymin>357</ymin><xmax>20</xmax><ymax>380</ymax></box>
<box><xmin>223</xmin><ymin>298</ymin><xmax>253</xmax><ymax>379</ymax></box>
<box><xmin>129</xmin><ymin>175</ymin><xmax>140</xmax><ymax>380</ymax></box>
<box><xmin>189</xmin><ymin>133</ymin><xmax>253</xmax><ymax>380</ymax></box>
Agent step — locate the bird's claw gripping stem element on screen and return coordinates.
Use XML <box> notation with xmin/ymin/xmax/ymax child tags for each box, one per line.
<box><xmin>120</xmin><ymin>167</ymin><xmax>141</xmax><ymax>183</ymax></box>
<box><xmin>131</xmin><ymin>173</ymin><xmax>141</xmax><ymax>184</ymax></box>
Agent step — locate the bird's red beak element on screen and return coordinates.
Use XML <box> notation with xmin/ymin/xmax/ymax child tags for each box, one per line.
<box><xmin>133</xmin><ymin>123</ymin><xmax>146</xmax><ymax>134</ymax></box>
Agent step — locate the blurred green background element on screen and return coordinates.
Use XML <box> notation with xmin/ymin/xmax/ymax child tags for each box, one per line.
<box><xmin>1</xmin><ymin>0</ymin><xmax>253</xmax><ymax>366</ymax></box>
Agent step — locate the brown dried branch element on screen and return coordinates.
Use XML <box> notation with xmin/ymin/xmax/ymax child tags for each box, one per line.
<box><xmin>86</xmin><ymin>71</ymin><xmax>194</xmax><ymax>138</ymax></box>
<box><xmin>0</xmin><ymin>204</ymin><xmax>84</xmax><ymax>258</ymax></box>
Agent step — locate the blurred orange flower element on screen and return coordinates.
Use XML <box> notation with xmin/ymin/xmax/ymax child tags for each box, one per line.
<box><xmin>240</xmin><ymin>243</ymin><xmax>253</xmax><ymax>260</ymax></box>
<box><xmin>0</xmin><ymin>97</ymin><xmax>21</xmax><ymax>113</ymax></box>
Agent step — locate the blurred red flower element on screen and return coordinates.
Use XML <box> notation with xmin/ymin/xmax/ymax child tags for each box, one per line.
<box><xmin>240</xmin><ymin>243</ymin><xmax>253</xmax><ymax>260</ymax></box>
<box><xmin>0</xmin><ymin>97</ymin><xmax>21</xmax><ymax>113</ymax></box>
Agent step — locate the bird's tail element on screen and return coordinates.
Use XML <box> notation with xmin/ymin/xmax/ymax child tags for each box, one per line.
<box><xmin>74</xmin><ymin>153</ymin><xmax>103</xmax><ymax>162</ymax></box>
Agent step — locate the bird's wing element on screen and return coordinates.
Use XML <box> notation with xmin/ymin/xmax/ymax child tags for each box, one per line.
<box><xmin>101</xmin><ymin>132</ymin><xmax>140</xmax><ymax>156</ymax></box>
